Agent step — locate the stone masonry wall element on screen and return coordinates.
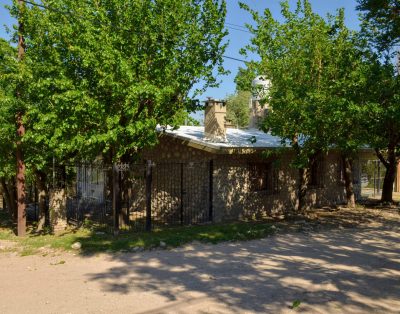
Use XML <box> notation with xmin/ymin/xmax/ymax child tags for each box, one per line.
<box><xmin>144</xmin><ymin>135</ymin><xmax>347</xmax><ymax>222</ymax></box>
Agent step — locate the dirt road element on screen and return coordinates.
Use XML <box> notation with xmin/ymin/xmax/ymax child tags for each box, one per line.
<box><xmin>1</xmin><ymin>210</ymin><xmax>400</xmax><ymax>313</ymax></box>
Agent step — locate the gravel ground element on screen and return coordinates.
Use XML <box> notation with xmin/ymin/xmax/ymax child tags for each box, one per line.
<box><xmin>1</xmin><ymin>207</ymin><xmax>399</xmax><ymax>314</ymax></box>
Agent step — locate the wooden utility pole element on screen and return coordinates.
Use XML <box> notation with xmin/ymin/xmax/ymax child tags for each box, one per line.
<box><xmin>16</xmin><ymin>0</ymin><xmax>26</xmax><ymax>236</ymax></box>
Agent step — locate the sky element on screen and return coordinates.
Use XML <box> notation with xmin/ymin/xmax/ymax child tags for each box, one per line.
<box><xmin>0</xmin><ymin>0</ymin><xmax>362</xmax><ymax>120</ymax></box>
<box><xmin>204</xmin><ymin>0</ymin><xmax>360</xmax><ymax>99</ymax></box>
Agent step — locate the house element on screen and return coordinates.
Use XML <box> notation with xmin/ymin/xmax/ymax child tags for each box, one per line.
<box><xmin>0</xmin><ymin>98</ymin><xmax>396</xmax><ymax>231</ymax></box>
<box><xmin>141</xmin><ymin>98</ymin><xmax>376</xmax><ymax>224</ymax></box>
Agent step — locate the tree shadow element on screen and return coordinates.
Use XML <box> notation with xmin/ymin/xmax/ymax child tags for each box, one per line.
<box><xmin>80</xmin><ymin>212</ymin><xmax>400</xmax><ymax>313</ymax></box>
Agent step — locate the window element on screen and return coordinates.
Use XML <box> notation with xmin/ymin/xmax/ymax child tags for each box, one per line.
<box><xmin>309</xmin><ymin>155</ymin><xmax>324</xmax><ymax>188</ymax></box>
<box><xmin>248</xmin><ymin>162</ymin><xmax>279</xmax><ymax>193</ymax></box>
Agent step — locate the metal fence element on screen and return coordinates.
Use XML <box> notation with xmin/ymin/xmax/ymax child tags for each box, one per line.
<box><xmin>64</xmin><ymin>164</ymin><xmax>113</xmax><ymax>228</ymax></box>
<box><xmin>42</xmin><ymin>161</ymin><xmax>213</xmax><ymax>232</ymax></box>
<box><xmin>359</xmin><ymin>160</ymin><xmax>387</xmax><ymax>199</ymax></box>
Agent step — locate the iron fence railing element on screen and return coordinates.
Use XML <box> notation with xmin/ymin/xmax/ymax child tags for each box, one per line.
<box><xmin>37</xmin><ymin>161</ymin><xmax>214</xmax><ymax>232</ymax></box>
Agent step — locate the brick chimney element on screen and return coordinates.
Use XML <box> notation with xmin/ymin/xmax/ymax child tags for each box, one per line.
<box><xmin>204</xmin><ymin>98</ymin><xmax>227</xmax><ymax>142</ymax></box>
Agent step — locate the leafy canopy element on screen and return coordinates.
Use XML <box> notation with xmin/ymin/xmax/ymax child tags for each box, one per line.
<box><xmin>0</xmin><ymin>38</ymin><xmax>18</xmax><ymax>179</ymax></box>
<box><xmin>357</xmin><ymin>0</ymin><xmax>400</xmax><ymax>53</ymax></box>
<box><xmin>240</xmin><ymin>0</ymin><xmax>368</xmax><ymax>166</ymax></box>
<box><xmin>11</xmin><ymin>0</ymin><xmax>227</xmax><ymax>162</ymax></box>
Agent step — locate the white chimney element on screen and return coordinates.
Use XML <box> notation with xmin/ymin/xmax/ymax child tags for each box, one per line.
<box><xmin>204</xmin><ymin>98</ymin><xmax>227</xmax><ymax>142</ymax></box>
<box><xmin>249</xmin><ymin>75</ymin><xmax>270</xmax><ymax>128</ymax></box>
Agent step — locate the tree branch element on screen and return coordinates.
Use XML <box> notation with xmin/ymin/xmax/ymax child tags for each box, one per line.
<box><xmin>375</xmin><ymin>148</ymin><xmax>389</xmax><ymax>168</ymax></box>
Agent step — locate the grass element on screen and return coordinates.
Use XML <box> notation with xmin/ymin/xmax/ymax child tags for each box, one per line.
<box><xmin>0</xmin><ymin>211</ymin><xmax>16</xmax><ymax>241</ymax></box>
<box><xmin>0</xmin><ymin>211</ymin><xmax>276</xmax><ymax>255</ymax></box>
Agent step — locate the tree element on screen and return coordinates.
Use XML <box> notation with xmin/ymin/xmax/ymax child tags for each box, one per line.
<box><xmin>240</xmin><ymin>0</ymin><xmax>368</xmax><ymax>210</ymax></box>
<box><xmin>234</xmin><ymin>67</ymin><xmax>256</xmax><ymax>92</ymax></box>
<box><xmin>226</xmin><ymin>90</ymin><xmax>251</xmax><ymax>128</ymax></box>
<box><xmin>357</xmin><ymin>0</ymin><xmax>400</xmax><ymax>53</ymax></box>
<box><xmin>3</xmin><ymin>0</ymin><xmax>227</xmax><ymax>231</ymax></box>
<box><xmin>0</xmin><ymin>38</ymin><xmax>18</xmax><ymax>217</ymax></box>
<box><xmin>357</xmin><ymin>0</ymin><xmax>400</xmax><ymax>203</ymax></box>
<box><xmin>11</xmin><ymin>0</ymin><xmax>227</xmax><ymax>163</ymax></box>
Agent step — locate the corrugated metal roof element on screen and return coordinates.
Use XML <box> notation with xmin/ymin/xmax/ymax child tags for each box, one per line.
<box><xmin>158</xmin><ymin>126</ymin><xmax>285</xmax><ymax>149</ymax></box>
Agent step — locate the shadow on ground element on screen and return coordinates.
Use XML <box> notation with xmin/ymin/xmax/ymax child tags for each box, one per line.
<box><xmin>82</xmin><ymin>208</ymin><xmax>400</xmax><ymax>313</ymax></box>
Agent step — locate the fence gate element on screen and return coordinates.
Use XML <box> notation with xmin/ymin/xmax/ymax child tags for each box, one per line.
<box><xmin>115</xmin><ymin>161</ymin><xmax>212</xmax><ymax>232</ymax></box>
<box><xmin>65</xmin><ymin>164</ymin><xmax>112</xmax><ymax>228</ymax></box>
<box><xmin>150</xmin><ymin>162</ymin><xmax>211</xmax><ymax>229</ymax></box>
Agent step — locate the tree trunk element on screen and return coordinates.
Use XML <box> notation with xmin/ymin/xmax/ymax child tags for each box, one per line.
<box><xmin>16</xmin><ymin>0</ymin><xmax>26</xmax><ymax>237</ymax></box>
<box><xmin>35</xmin><ymin>170</ymin><xmax>49</xmax><ymax>231</ymax></box>
<box><xmin>0</xmin><ymin>178</ymin><xmax>17</xmax><ymax>218</ymax></box>
<box><xmin>376</xmin><ymin>147</ymin><xmax>397</xmax><ymax>203</ymax></box>
<box><xmin>342</xmin><ymin>155</ymin><xmax>355</xmax><ymax>208</ymax></box>
<box><xmin>381</xmin><ymin>149</ymin><xmax>397</xmax><ymax>203</ymax></box>
<box><xmin>297</xmin><ymin>167</ymin><xmax>309</xmax><ymax>213</ymax></box>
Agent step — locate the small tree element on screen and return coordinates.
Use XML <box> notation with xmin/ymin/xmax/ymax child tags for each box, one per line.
<box><xmin>226</xmin><ymin>90</ymin><xmax>251</xmax><ymax>128</ymax></box>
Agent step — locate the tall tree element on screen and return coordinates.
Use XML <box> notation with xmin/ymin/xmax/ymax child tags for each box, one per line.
<box><xmin>4</xmin><ymin>0</ymin><xmax>227</xmax><ymax>230</ymax></box>
<box><xmin>0</xmin><ymin>38</ymin><xmax>18</xmax><ymax>218</ymax></box>
<box><xmin>358</xmin><ymin>0</ymin><xmax>400</xmax><ymax>203</ymax></box>
<box><xmin>11</xmin><ymin>0</ymin><xmax>227</xmax><ymax>163</ymax></box>
<box><xmin>240</xmin><ymin>0</ymin><xmax>367</xmax><ymax>210</ymax></box>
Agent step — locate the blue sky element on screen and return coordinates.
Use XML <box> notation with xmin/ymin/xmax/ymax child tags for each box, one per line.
<box><xmin>204</xmin><ymin>0</ymin><xmax>360</xmax><ymax>100</ymax></box>
<box><xmin>0</xmin><ymin>0</ymin><xmax>361</xmax><ymax>107</ymax></box>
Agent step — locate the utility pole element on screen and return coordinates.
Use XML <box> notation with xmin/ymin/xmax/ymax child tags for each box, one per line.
<box><xmin>16</xmin><ymin>0</ymin><xmax>26</xmax><ymax>236</ymax></box>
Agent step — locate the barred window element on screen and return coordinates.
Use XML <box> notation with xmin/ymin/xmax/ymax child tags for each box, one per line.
<box><xmin>249</xmin><ymin>162</ymin><xmax>279</xmax><ymax>193</ymax></box>
<box><xmin>310</xmin><ymin>155</ymin><xmax>324</xmax><ymax>188</ymax></box>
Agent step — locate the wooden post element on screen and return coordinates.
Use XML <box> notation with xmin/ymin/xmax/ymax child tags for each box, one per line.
<box><xmin>377</xmin><ymin>161</ymin><xmax>381</xmax><ymax>194</ymax></box>
<box><xmin>112</xmin><ymin>164</ymin><xmax>120</xmax><ymax>236</ymax></box>
<box><xmin>209</xmin><ymin>159</ymin><xmax>213</xmax><ymax>222</ymax></box>
<box><xmin>396</xmin><ymin>162</ymin><xmax>400</xmax><ymax>193</ymax></box>
<box><xmin>373</xmin><ymin>161</ymin><xmax>376</xmax><ymax>196</ymax></box>
<box><xmin>145</xmin><ymin>160</ymin><xmax>152</xmax><ymax>232</ymax></box>
<box><xmin>16</xmin><ymin>0</ymin><xmax>26</xmax><ymax>236</ymax></box>
<box><xmin>180</xmin><ymin>163</ymin><xmax>184</xmax><ymax>225</ymax></box>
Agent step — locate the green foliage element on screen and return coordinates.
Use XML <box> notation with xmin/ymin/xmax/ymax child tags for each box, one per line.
<box><xmin>240</xmin><ymin>0</ymin><xmax>367</xmax><ymax>167</ymax></box>
<box><xmin>172</xmin><ymin>108</ymin><xmax>201</xmax><ymax>126</ymax></box>
<box><xmin>356</xmin><ymin>0</ymin><xmax>400</xmax><ymax>202</ymax></box>
<box><xmin>234</xmin><ymin>67</ymin><xmax>256</xmax><ymax>92</ymax></box>
<box><xmin>0</xmin><ymin>39</ymin><xmax>18</xmax><ymax>179</ymax></box>
<box><xmin>291</xmin><ymin>299</ymin><xmax>302</xmax><ymax>309</ymax></box>
<box><xmin>226</xmin><ymin>90</ymin><xmax>251</xmax><ymax>128</ymax></box>
<box><xmin>361</xmin><ymin>60</ymin><xmax>400</xmax><ymax>151</ymax></box>
<box><xmin>357</xmin><ymin>0</ymin><xmax>400</xmax><ymax>53</ymax></box>
<box><xmin>9</xmin><ymin>0</ymin><xmax>227</xmax><ymax>162</ymax></box>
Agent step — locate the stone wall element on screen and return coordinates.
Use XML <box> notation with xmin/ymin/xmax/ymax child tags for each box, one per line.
<box><xmin>144</xmin><ymin>135</ymin><xmax>348</xmax><ymax>222</ymax></box>
<box><xmin>49</xmin><ymin>188</ymin><xmax>68</xmax><ymax>232</ymax></box>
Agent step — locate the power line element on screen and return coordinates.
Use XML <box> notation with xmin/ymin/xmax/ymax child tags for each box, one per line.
<box><xmin>222</xmin><ymin>55</ymin><xmax>248</xmax><ymax>63</ymax></box>
<box><xmin>226</xmin><ymin>22</ymin><xmax>248</xmax><ymax>30</ymax></box>
<box><xmin>226</xmin><ymin>26</ymin><xmax>252</xmax><ymax>34</ymax></box>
